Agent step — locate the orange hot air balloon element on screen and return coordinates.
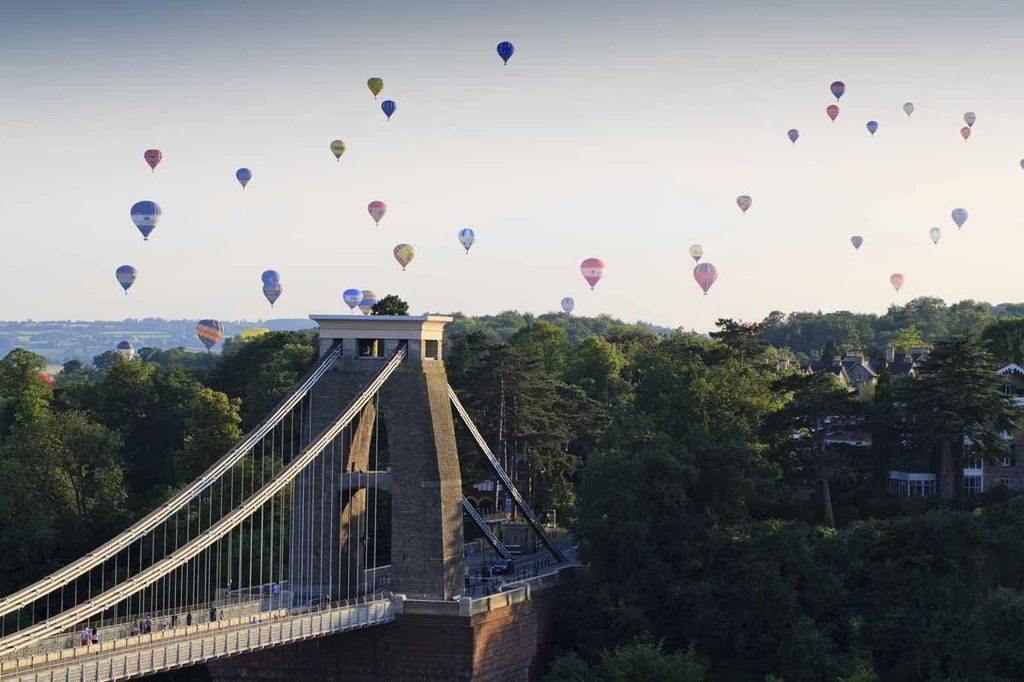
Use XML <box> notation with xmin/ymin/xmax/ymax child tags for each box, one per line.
<box><xmin>890</xmin><ymin>273</ymin><xmax>904</xmax><ymax>292</ymax></box>
<box><xmin>960</xmin><ymin>126</ymin><xmax>971</xmax><ymax>140</ymax></box>
<box><xmin>144</xmin><ymin>149</ymin><xmax>162</xmax><ymax>172</ymax></box>
<box><xmin>826</xmin><ymin>105</ymin><xmax>840</xmax><ymax>122</ymax></box>
<box><xmin>580</xmin><ymin>258</ymin><xmax>606</xmax><ymax>290</ymax></box>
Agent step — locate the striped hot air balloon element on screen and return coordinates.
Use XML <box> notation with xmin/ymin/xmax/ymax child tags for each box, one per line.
<box><xmin>116</xmin><ymin>265</ymin><xmax>137</xmax><ymax>294</ymax></box>
<box><xmin>358</xmin><ymin>290</ymin><xmax>378</xmax><ymax>315</ymax></box>
<box><xmin>196</xmin><ymin>320</ymin><xmax>224</xmax><ymax>351</ymax></box>
<box><xmin>693</xmin><ymin>263</ymin><xmax>718</xmax><ymax>295</ymax></box>
<box><xmin>580</xmin><ymin>258</ymin><xmax>606</xmax><ymax>290</ymax></box>
<box><xmin>130</xmin><ymin>201</ymin><xmax>161</xmax><ymax>241</ymax></box>
<box><xmin>144</xmin><ymin>149</ymin><xmax>162</xmax><ymax>172</ymax></box>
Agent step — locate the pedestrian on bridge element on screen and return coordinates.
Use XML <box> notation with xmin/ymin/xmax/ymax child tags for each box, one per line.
<box><xmin>210</xmin><ymin>606</ymin><xmax>217</xmax><ymax>625</ymax></box>
<box><xmin>186</xmin><ymin>612</ymin><xmax>192</xmax><ymax>627</ymax></box>
<box><xmin>80</xmin><ymin>625</ymin><xmax>90</xmax><ymax>647</ymax></box>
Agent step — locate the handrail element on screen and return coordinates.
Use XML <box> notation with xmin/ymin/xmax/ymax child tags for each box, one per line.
<box><xmin>0</xmin><ymin>342</ymin><xmax>344</xmax><ymax>620</ymax></box>
<box><xmin>462</xmin><ymin>498</ymin><xmax>513</xmax><ymax>560</ymax></box>
<box><xmin>448</xmin><ymin>386</ymin><xmax>567</xmax><ymax>563</ymax></box>
<box><xmin>0</xmin><ymin>345</ymin><xmax>406</xmax><ymax>659</ymax></box>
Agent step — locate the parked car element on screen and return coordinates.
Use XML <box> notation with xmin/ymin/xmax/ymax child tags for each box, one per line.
<box><xmin>491</xmin><ymin>559</ymin><xmax>516</xmax><ymax>576</ymax></box>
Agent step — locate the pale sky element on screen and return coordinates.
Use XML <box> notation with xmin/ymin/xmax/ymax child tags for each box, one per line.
<box><xmin>2</xmin><ymin>0</ymin><xmax>1023</xmax><ymax>332</ymax></box>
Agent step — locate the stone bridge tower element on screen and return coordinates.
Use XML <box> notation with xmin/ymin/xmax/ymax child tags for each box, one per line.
<box><xmin>293</xmin><ymin>315</ymin><xmax>464</xmax><ymax>601</ymax></box>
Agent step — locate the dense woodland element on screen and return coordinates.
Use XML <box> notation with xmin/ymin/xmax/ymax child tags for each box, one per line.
<box><xmin>5</xmin><ymin>297</ymin><xmax>1024</xmax><ymax>680</ymax></box>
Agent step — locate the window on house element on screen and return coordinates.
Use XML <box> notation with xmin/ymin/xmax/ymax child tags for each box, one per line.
<box><xmin>908</xmin><ymin>480</ymin><xmax>935</xmax><ymax>498</ymax></box>
<box><xmin>964</xmin><ymin>475</ymin><xmax>983</xmax><ymax>495</ymax></box>
<box><xmin>424</xmin><ymin>339</ymin><xmax>439</xmax><ymax>360</ymax></box>
<box><xmin>1000</xmin><ymin>478</ymin><xmax>1012</xmax><ymax>488</ymax></box>
<box><xmin>965</xmin><ymin>456</ymin><xmax>983</xmax><ymax>470</ymax></box>
<box><xmin>1005</xmin><ymin>444</ymin><xmax>1018</xmax><ymax>467</ymax></box>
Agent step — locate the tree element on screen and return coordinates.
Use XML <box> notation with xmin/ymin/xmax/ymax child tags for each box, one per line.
<box><xmin>545</xmin><ymin>639</ymin><xmax>708</xmax><ymax>682</ymax></box>
<box><xmin>766</xmin><ymin>372</ymin><xmax>860</xmax><ymax>527</ymax></box>
<box><xmin>0</xmin><ymin>348</ymin><xmax>52</xmax><ymax>443</ymax></box>
<box><xmin>909</xmin><ymin>336</ymin><xmax>1022</xmax><ymax>502</ymax></box>
<box><xmin>371</xmin><ymin>294</ymin><xmax>409</xmax><ymax>316</ymax></box>
<box><xmin>982</xmin><ymin>318</ymin><xmax>1024</xmax><ymax>365</ymax></box>
<box><xmin>892</xmin><ymin>325</ymin><xmax>925</xmax><ymax>352</ymax></box>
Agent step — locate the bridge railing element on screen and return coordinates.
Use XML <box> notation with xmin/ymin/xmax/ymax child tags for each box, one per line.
<box><xmin>0</xmin><ymin>597</ymin><xmax>395</xmax><ymax>682</ymax></box>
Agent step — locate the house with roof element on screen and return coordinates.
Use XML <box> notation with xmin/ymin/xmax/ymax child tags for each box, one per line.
<box><xmin>888</xmin><ymin>362</ymin><xmax>1024</xmax><ymax>498</ymax></box>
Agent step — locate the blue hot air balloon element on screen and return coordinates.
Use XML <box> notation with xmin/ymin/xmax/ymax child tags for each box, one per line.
<box><xmin>115</xmin><ymin>265</ymin><xmax>137</xmax><ymax>294</ymax></box>
<box><xmin>261</xmin><ymin>270</ymin><xmax>280</xmax><ymax>285</ymax></box>
<box><xmin>497</xmin><ymin>41</ymin><xmax>515</xmax><ymax>65</ymax></box>
<box><xmin>381</xmin><ymin>100</ymin><xmax>396</xmax><ymax>120</ymax></box>
<box><xmin>130</xmin><ymin>201</ymin><xmax>162</xmax><ymax>241</ymax></box>
<box><xmin>343</xmin><ymin>288</ymin><xmax>362</xmax><ymax>311</ymax></box>
<box><xmin>236</xmin><ymin>167</ymin><xmax>252</xmax><ymax>189</ymax></box>
<box><xmin>830</xmin><ymin>80</ymin><xmax>845</xmax><ymax>100</ymax></box>
<box><xmin>952</xmin><ymin>208</ymin><xmax>968</xmax><ymax>230</ymax></box>
<box><xmin>866</xmin><ymin>120</ymin><xmax>878</xmax><ymax>135</ymax></box>
<box><xmin>458</xmin><ymin>228</ymin><xmax>475</xmax><ymax>254</ymax></box>
<box><xmin>262</xmin><ymin>282</ymin><xmax>282</xmax><ymax>307</ymax></box>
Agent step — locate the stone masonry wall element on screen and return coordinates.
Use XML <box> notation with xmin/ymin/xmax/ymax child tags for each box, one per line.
<box><xmin>206</xmin><ymin>568</ymin><xmax>576</xmax><ymax>682</ymax></box>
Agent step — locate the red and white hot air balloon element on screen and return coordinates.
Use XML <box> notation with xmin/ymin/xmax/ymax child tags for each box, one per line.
<box><xmin>890</xmin><ymin>273</ymin><xmax>904</xmax><ymax>292</ymax></box>
<box><xmin>580</xmin><ymin>258</ymin><xmax>606</xmax><ymax>290</ymax></box>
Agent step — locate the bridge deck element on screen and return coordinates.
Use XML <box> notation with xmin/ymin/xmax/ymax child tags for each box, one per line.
<box><xmin>0</xmin><ymin>599</ymin><xmax>394</xmax><ymax>682</ymax></box>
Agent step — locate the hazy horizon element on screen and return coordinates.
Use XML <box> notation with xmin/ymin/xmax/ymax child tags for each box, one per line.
<box><xmin>3</xmin><ymin>0</ymin><xmax>1024</xmax><ymax>331</ymax></box>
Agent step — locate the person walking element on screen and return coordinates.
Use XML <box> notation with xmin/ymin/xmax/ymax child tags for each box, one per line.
<box><xmin>209</xmin><ymin>606</ymin><xmax>217</xmax><ymax>625</ymax></box>
<box><xmin>80</xmin><ymin>625</ymin><xmax>90</xmax><ymax>647</ymax></box>
<box><xmin>90</xmin><ymin>628</ymin><xmax>98</xmax><ymax>645</ymax></box>
<box><xmin>186</xmin><ymin>612</ymin><xmax>192</xmax><ymax>627</ymax></box>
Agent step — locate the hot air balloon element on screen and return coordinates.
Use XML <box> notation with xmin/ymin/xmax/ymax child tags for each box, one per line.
<box><xmin>238</xmin><ymin>328</ymin><xmax>269</xmax><ymax>340</ymax></box>
<box><xmin>1020</xmin><ymin>159</ymin><xmax>1024</xmax><ymax>170</ymax></box>
<box><xmin>903</xmin><ymin>102</ymin><xmax>914</xmax><ymax>117</ymax></box>
<box><xmin>890</xmin><ymin>274</ymin><xmax>904</xmax><ymax>293</ymax></box>
<box><xmin>830</xmin><ymin>81</ymin><xmax>845</xmax><ymax>100</ymax></box>
<box><xmin>952</xmin><ymin>208</ymin><xmax>968</xmax><ymax>230</ymax></box>
<box><xmin>737</xmin><ymin>195</ymin><xmax>752</xmax><ymax>214</ymax></box>
<box><xmin>693</xmin><ymin>263</ymin><xmax>718</xmax><ymax>295</ymax></box>
<box><xmin>144</xmin><ymin>149</ymin><xmax>162</xmax><ymax>172</ymax></box>
<box><xmin>236</xmin><ymin>168</ymin><xmax>252</xmax><ymax>189</ymax></box>
<box><xmin>930</xmin><ymin>227</ymin><xmax>941</xmax><ymax>245</ymax></box>
<box><xmin>343</xmin><ymin>288</ymin><xmax>362</xmax><ymax>311</ymax></box>
<box><xmin>381</xmin><ymin>100</ymin><xmax>396</xmax><ymax>120</ymax></box>
<box><xmin>689</xmin><ymin>244</ymin><xmax>703</xmax><ymax>263</ymax></box>
<box><xmin>261</xmin><ymin>269</ymin><xmax>280</xmax><ymax>285</ymax></box>
<box><xmin>561</xmin><ymin>297</ymin><xmax>575</xmax><ymax>315</ymax></box>
<box><xmin>196</xmin><ymin>320</ymin><xmax>224</xmax><ymax>351</ymax></box>
<box><xmin>580</xmin><ymin>258</ymin><xmax>606</xmax><ymax>290</ymax></box>
<box><xmin>964</xmin><ymin>111</ymin><xmax>976</xmax><ymax>128</ymax></box>
<box><xmin>368</xmin><ymin>201</ymin><xmax>387</xmax><ymax>226</ymax></box>
<box><xmin>38</xmin><ymin>372</ymin><xmax>54</xmax><ymax>385</ymax></box>
<box><xmin>130</xmin><ymin>200</ymin><xmax>162</xmax><ymax>241</ymax></box>
<box><xmin>330</xmin><ymin>140</ymin><xmax>346</xmax><ymax>161</ymax></box>
<box><xmin>367</xmin><ymin>77</ymin><xmax>384</xmax><ymax>99</ymax></box>
<box><xmin>458</xmin><ymin>228</ymin><xmax>475</xmax><ymax>254</ymax></box>
<box><xmin>358</xmin><ymin>290</ymin><xmax>378</xmax><ymax>315</ymax></box>
<box><xmin>850</xmin><ymin>236</ymin><xmax>863</xmax><ymax>251</ymax></box>
<box><xmin>115</xmin><ymin>265</ymin><xmax>137</xmax><ymax>294</ymax></box>
<box><xmin>263</xmin><ymin>282</ymin><xmax>283</xmax><ymax>307</ymax></box>
<box><xmin>787</xmin><ymin>128</ymin><xmax>800</xmax><ymax>144</ymax></box>
<box><xmin>393</xmin><ymin>244</ymin><xmax>415</xmax><ymax>270</ymax></box>
<box><xmin>116</xmin><ymin>341</ymin><xmax>135</xmax><ymax>360</ymax></box>
<box><xmin>866</xmin><ymin>120</ymin><xmax>878</xmax><ymax>135</ymax></box>
<box><xmin>827</xmin><ymin>105</ymin><xmax>840</xmax><ymax>122</ymax></box>
<box><xmin>960</xmin><ymin>126</ymin><xmax>971</xmax><ymax>140</ymax></box>
<box><xmin>497</xmin><ymin>41</ymin><xmax>515</xmax><ymax>65</ymax></box>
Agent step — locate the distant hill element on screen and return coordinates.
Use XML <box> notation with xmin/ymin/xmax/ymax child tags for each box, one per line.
<box><xmin>0</xmin><ymin>313</ymin><xmax>672</xmax><ymax>365</ymax></box>
<box><xmin>0</xmin><ymin>318</ymin><xmax>316</xmax><ymax>364</ymax></box>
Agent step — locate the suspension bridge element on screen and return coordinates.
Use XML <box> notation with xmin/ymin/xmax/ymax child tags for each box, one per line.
<box><xmin>0</xmin><ymin>315</ymin><xmax>572</xmax><ymax>682</ymax></box>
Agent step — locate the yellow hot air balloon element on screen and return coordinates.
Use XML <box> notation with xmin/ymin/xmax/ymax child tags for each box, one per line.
<box><xmin>393</xmin><ymin>244</ymin><xmax>415</xmax><ymax>270</ymax></box>
<box><xmin>330</xmin><ymin>140</ymin><xmax>346</xmax><ymax>161</ymax></box>
<box><xmin>367</xmin><ymin>77</ymin><xmax>384</xmax><ymax>99</ymax></box>
<box><xmin>238</xmin><ymin>327</ymin><xmax>270</xmax><ymax>340</ymax></box>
